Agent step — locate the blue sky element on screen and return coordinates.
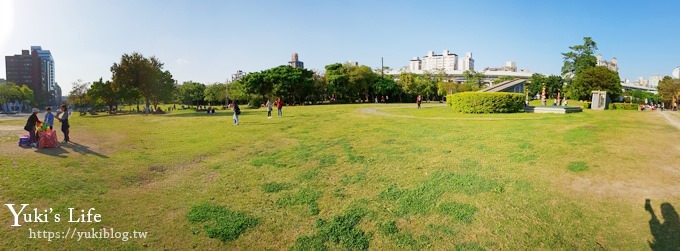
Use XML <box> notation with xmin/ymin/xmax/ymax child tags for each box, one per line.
<box><xmin>2</xmin><ymin>0</ymin><xmax>680</xmax><ymax>92</ymax></box>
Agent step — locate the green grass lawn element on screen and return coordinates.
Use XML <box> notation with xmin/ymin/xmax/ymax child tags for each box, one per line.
<box><xmin>0</xmin><ymin>104</ymin><xmax>679</xmax><ymax>250</ymax></box>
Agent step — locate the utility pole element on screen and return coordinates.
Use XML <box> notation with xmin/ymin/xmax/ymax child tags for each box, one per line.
<box><xmin>381</xmin><ymin>57</ymin><xmax>384</xmax><ymax>78</ymax></box>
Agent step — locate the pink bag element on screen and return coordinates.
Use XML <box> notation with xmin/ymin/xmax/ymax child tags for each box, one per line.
<box><xmin>38</xmin><ymin>130</ymin><xmax>58</xmax><ymax>148</ymax></box>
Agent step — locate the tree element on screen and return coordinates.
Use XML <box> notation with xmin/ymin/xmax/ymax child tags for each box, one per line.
<box><xmin>658</xmin><ymin>76</ymin><xmax>680</xmax><ymax>105</ymax></box>
<box><xmin>241</xmin><ymin>71</ymin><xmax>272</xmax><ymax>101</ymax></box>
<box><xmin>374</xmin><ymin>77</ymin><xmax>400</xmax><ymax>101</ymax></box>
<box><xmin>463</xmin><ymin>70</ymin><xmax>485</xmax><ymax>90</ymax></box>
<box><xmin>88</xmin><ymin>78</ymin><xmax>117</xmax><ymax>113</ymax></box>
<box><xmin>226</xmin><ymin>80</ymin><xmax>248</xmax><ymax>102</ymax></box>
<box><xmin>528</xmin><ymin>73</ymin><xmax>546</xmax><ymax>97</ymax></box>
<box><xmin>18</xmin><ymin>85</ymin><xmax>34</xmax><ymax>108</ymax></box>
<box><xmin>399</xmin><ymin>72</ymin><xmax>420</xmax><ymax>98</ymax></box>
<box><xmin>309</xmin><ymin>71</ymin><xmax>327</xmax><ymax>104</ymax></box>
<box><xmin>325</xmin><ymin>63</ymin><xmax>350</xmax><ymax>101</ymax></box>
<box><xmin>177</xmin><ymin>81</ymin><xmax>206</xmax><ymax>108</ymax></box>
<box><xmin>567</xmin><ymin>66</ymin><xmax>621</xmax><ymax>100</ymax></box>
<box><xmin>68</xmin><ymin>79</ymin><xmax>90</xmax><ymax>113</ymax></box>
<box><xmin>437</xmin><ymin>82</ymin><xmax>458</xmax><ymax>96</ymax></box>
<box><xmin>492</xmin><ymin>76</ymin><xmax>515</xmax><ymax>85</ymax></box>
<box><xmin>561</xmin><ymin>37</ymin><xmax>598</xmax><ymax>77</ymax></box>
<box><xmin>347</xmin><ymin>64</ymin><xmax>377</xmax><ymax>102</ymax></box>
<box><xmin>0</xmin><ymin>82</ymin><xmax>33</xmax><ymax>112</ymax></box>
<box><xmin>110</xmin><ymin>52</ymin><xmax>175</xmax><ymax>112</ymax></box>
<box><xmin>204</xmin><ymin>83</ymin><xmax>227</xmax><ymax>106</ymax></box>
<box><xmin>151</xmin><ymin>69</ymin><xmax>177</xmax><ymax>110</ymax></box>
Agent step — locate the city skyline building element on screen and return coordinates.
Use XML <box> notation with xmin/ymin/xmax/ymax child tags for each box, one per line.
<box><xmin>4</xmin><ymin>46</ymin><xmax>61</xmax><ymax>107</ymax></box>
<box><xmin>408</xmin><ymin>49</ymin><xmax>460</xmax><ymax>74</ymax></box>
<box><xmin>596</xmin><ymin>54</ymin><xmax>618</xmax><ymax>72</ymax></box>
<box><xmin>288</xmin><ymin>52</ymin><xmax>304</xmax><ymax>69</ymax></box>
<box><xmin>460</xmin><ymin>52</ymin><xmax>474</xmax><ymax>72</ymax></box>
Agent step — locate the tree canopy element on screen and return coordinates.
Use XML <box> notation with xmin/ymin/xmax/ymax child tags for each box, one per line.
<box><xmin>87</xmin><ymin>78</ymin><xmax>117</xmax><ymax>113</ymax></box>
<box><xmin>177</xmin><ymin>81</ymin><xmax>206</xmax><ymax>107</ymax></box>
<box><xmin>658</xmin><ymin>76</ymin><xmax>680</xmax><ymax>105</ymax></box>
<box><xmin>0</xmin><ymin>82</ymin><xmax>33</xmax><ymax>106</ymax></box>
<box><xmin>528</xmin><ymin>74</ymin><xmax>564</xmax><ymax>98</ymax></box>
<box><xmin>110</xmin><ymin>52</ymin><xmax>176</xmax><ymax>111</ymax></box>
<box><xmin>561</xmin><ymin>37</ymin><xmax>598</xmax><ymax>77</ymax></box>
<box><xmin>568</xmin><ymin>66</ymin><xmax>621</xmax><ymax>100</ymax></box>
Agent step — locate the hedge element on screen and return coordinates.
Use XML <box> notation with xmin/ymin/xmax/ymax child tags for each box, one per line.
<box><xmin>609</xmin><ymin>103</ymin><xmax>638</xmax><ymax>110</ymax></box>
<box><xmin>446</xmin><ymin>92</ymin><xmax>525</xmax><ymax>113</ymax></box>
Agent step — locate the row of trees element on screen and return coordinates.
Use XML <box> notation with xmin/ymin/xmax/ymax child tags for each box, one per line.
<box><xmin>67</xmin><ymin>39</ymin><xmax>638</xmax><ymax>113</ymax></box>
<box><xmin>228</xmin><ymin>63</ymin><xmax>487</xmax><ymax>106</ymax></box>
<box><xmin>0</xmin><ymin>83</ymin><xmax>34</xmax><ymax>112</ymax></box>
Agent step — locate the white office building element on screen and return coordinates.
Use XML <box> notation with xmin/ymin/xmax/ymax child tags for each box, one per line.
<box><xmin>596</xmin><ymin>54</ymin><xmax>618</xmax><ymax>72</ymax></box>
<box><xmin>459</xmin><ymin>52</ymin><xmax>474</xmax><ymax>72</ymax></box>
<box><xmin>408</xmin><ymin>49</ymin><xmax>460</xmax><ymax>74</ymax></box>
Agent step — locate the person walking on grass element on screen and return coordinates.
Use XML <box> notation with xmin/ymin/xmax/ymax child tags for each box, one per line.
<box><xmin>24</xmin><ymin>108</ymin><xmax>41</xmax><ymax>147</ymax></box>
<box><xmin>44</xmin><ymin>106</ymin><xmax>54</xmax><ymax>130</ymax></box>
<box><xmin>416</xmin><ymin>95</ymin><xmax>422</xmax><ymax>109</ymax></box>
<box><xmin>232</xmin><ymin>101</ymin><xmax>241</xmax><ymax>125</ymax></box>
<box><xmin>275</xmin><ymin>97</ymin><xmax>284</xmax><ymax>117</ymax></box>
<box><xmin>266</xmin><ymin>99</ymin><xmax>273</xmax><ymax>119</ymax></box>
<box><xmin>56</xmin><ymin>104</ymin><xmax>70</xmax><ymax>143</ymax></box>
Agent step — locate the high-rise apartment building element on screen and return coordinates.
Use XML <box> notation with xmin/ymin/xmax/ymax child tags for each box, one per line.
<box><xmin>289</xmin><ymin>52</ymin><xmax>304</xmax><ymax>69</ymax></box>
<box><xmin>5</xmin><ymin>46</ymin><xmax>61</xmax><ymax>106</ymax></box>
<box><xmin>408</xmin><ymin>50</ymin><xmax>476</xmax><ymax>74</ymax></box>
<box><xmin>460</xmin><ymin>52</ymin><xmax>474</xmax><ymax>72</ymax></box>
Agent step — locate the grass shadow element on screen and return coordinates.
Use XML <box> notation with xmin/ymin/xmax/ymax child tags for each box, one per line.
<box><xmin>645</xmin><ymin>199</ymin><xmax>680</xmax><ymax>250</ymax></box>
<box><xmin>60</xmin><ymin>142</ymin><xmax>109</xmax><ymax>158</ymax></box>
<box><xmin>34</xmin><ymin>147</ymin><xmax>69</xmax><ymax>158</ymax></box>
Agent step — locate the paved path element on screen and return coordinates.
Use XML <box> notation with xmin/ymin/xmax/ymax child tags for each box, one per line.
<box><xmin>658</xmin><ymin>111</ymin><xmax>680</xmax><ymax>130</ymax></box>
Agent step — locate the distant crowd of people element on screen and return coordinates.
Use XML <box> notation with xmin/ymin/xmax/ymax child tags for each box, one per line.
<box><xmin>640</xmin><ymin>102</ymin><xmax>677</xmax><ymax>111</ymax></box>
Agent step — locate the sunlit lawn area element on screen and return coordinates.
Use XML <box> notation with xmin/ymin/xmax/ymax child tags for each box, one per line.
<box><xmin>0</xmin><ymin>103</ymin><xmax>678</xmax><ymax>250</ymax></box>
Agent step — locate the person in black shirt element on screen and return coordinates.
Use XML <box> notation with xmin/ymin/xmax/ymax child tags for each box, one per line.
<box><xmin>24</xmin><ymin>108</ymin><xmax>41</xmax><ymax>147</ymax></box>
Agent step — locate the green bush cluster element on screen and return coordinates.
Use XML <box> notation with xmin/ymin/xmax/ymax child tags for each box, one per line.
<box><xmin>581</xmin><ymin>102</ymin><xmax>591</xmax><ymax>109</ymax></box>
<box><xmin>446</xmin><ymin>92</ymin><xmax>524</xmax><ymax>113</ymax></box>
<box><xmin>609</xmin><ymin>103</ymin><xmax>638</xmax><ymax>110</ymax></box>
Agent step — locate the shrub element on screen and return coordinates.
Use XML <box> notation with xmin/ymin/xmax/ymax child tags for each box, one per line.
<box><xmin>610</xmin><ymin>103</ymin><xmax>638</xmax><ymax>110</ymax></box>
<box><xmin>248</xmin><ymin>95</ymin><xmax>263</xmax><ymax>108</ymax></box>
<box><xmin>446</xmin><ymin>92</ymin><xmax>524</xmax><ymax>113</ymax></box>
<box><xmin>581</xmin><ymin>102</ymin><xmax>591</xmax><ymax>109</ymax></box>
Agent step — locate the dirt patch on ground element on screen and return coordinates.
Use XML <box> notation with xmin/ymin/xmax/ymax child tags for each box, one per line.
<box><xmin>570</xmin><ymin>176</ymin><xmax>680</xmax><ymax>200</ymax></box>
<box><xmin>0</xmin><ymin>125</ymin><xmax>22</xmax><ymax>131</ymax></box>
<box><xmin>0</xmin><ymin>126</ymin><xmax>119</xmax><ymax>158</ymax></box>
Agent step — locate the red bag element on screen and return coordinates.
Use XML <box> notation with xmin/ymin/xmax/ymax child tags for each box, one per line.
<box><xmin>38</xmin><ymin>130</ymin><xmax>58</xmax><ymax>148</ymax></box>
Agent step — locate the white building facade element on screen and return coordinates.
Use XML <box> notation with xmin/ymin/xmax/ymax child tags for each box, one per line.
<box><xmin>460</xmin><ymin>52</ymin><xmax>474</xmax><ymax>72</ymax></box>
<box><xmin>408</xmin><ymin>49</ymin><xmax>463</xmax><ymax>74</ymax></box>
<box><xmin>596</xmin><ymin>54</ymin><xmax>618</xmax><ymax>72</ymax></box>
